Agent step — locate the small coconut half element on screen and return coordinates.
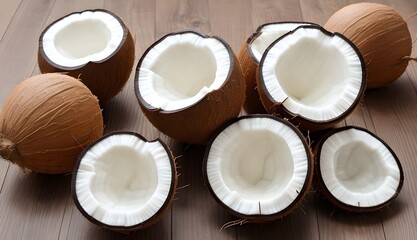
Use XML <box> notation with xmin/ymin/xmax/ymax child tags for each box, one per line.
<box><xmin>72</xmin><ymin>132</ymin><xmax>177</xmax><ymax>232</ymax></box>
<box><xmin>135</xmin><ymin>30</ymin><xmax>245</xmax><ymax>145</ymax></box>
<box><xmin>203</xmin><ymin>115</ymin><xmax>313</xmax><ymax>222</ymax></box>
<box><xmin>314</xmin><ymin>126</ymin><xmax>404</xmax><ymax>212</ymax></box>
<box><xmin>238</xmin><ymin>22</ymin><xmax>317</xmax><ymax>113</ymax></box>
<box><xmin>258</xmin><ymin>25</ymin><xmax>366</xmax><ymax>132</ymax></box>
<box><xmin>38</xmin><ymin>9</ymin><xmax>135</xmax><ymax>101</ymax></box>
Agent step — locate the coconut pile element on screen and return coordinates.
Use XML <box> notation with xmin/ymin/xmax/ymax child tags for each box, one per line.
<box><xmin>0</xmin><ymin>2</ymin><xmax>414</xmax><ymax>232</ymax></box>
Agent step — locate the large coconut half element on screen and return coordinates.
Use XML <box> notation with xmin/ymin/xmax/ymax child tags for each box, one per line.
<box><xmin>72</xmin><ymin>132</ymin><xmax>177</xmax><ymax>232</ymax></box>
<box><xmin>257</xmin><ymin>25</ymin><xmax>366</xmax><ymax>132</ymax></box>
<box><xmin>203</xmin><ymin>115</ymin><xmax>313</xmax><ymax>222</ymax></box>
<box><xmin>314</xmin><ymin>126</ymin><xmax>404</xmax><ymax>212</ymax></box>
<box><xmin>38</xmin><ymin>9</ymin><xmax>135</xmax><ymax>101</ymax></box>
<box><xmin>135</xmin><ymin>31</ymin><xmax>245</xmax><ymax>145</ymax></box>
<box><xmin>324</xmin><ymin>2</ymin><xmax>413</xmax><ymax>89</ymax></box>
<box><xmin>0</xmin><ymin>73</ymin><xmax>103</xmax><ymax>174</ymax></box>
<box><xmin>238</xmin><ymin>22</ymin><xmax>316</xmax><ymax>113</ymax></box>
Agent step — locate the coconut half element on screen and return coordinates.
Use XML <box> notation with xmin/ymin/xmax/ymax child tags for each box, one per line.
<box><xmin>135</xmin><ymin>31</ymin><xmax>245</xmax><ymax>145</ymax></box>
<box><xmin>203</xmin><ymin>115</ymin><xmax>313</xmax><ymax>222</ymax></box>
<box><xmin>314</xmin><ymin>126</ymin><xmax>404</xmax><ymax>212</ymax></box>
<box><xmin>38</xmin><ymin>9</ymin><xmax>135</xmax><ymax>101</ymax></box>
<box><xmin>238</xmin><ymin>22</ymin><xmax>317</xmax><ymax>114</ymax></box>
<box><xmin>257</xmin><ymin>25</ymin><xmax>366</xmax><ymax>132</ymax></box>
<box><xmin>72</xmin><ymin>132</ymin><xmax>177</xmax><ymax>232</ymax></box>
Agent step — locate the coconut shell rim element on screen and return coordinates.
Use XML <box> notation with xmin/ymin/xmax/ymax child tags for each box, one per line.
<box><xmin>258</xmin><ymin>25</ymin><xmax>367</xmax><ymax>126</ymax></box>
<box><xmin>38</xmin><ymin>9</ymin><xmax>130</xmax><ymax>71</ymax></box>
<box><xmin>246</xmin><ymin>21</ymin><xmax>319</xmax><ymax>64</ymax></box>
<box><xmin>314</xmin><ymin>125</ymin><xmax>404</xmax><ymax>212</ymax></box>
<box><xmin>202</xmin><ymin>114</ymin><xmax>314</xmax><ymax>222</ymax></box>
<box><xmin>134</xmin><ymin>30</ymin><xmax>236</xmax><ymax>114</ymax></box>
<box><xmin>71</xmin><ymin>131</ymin><xmax>177</xmax><ymax>232</ymax></box>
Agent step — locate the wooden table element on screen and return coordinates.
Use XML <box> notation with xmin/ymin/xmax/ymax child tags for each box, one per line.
<box><xmin>1</xmin><ymin>0</ymin><xmax>416</xmax><ymax>239</ymax></box>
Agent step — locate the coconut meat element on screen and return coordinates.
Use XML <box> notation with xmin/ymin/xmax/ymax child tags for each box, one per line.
<box><xmin>138</xmin><ymin>32</ymin><xmax>230</xmax><ymax>111</ymax></box>
<box><xmin>75</xmin><ymin>134</ymin><xmax>172</xmax><ymax>227</ymax></box>
<box><xmin>251</xmin><ymin>23</ymin><xmax>313</xmax><ymax>61</ymax></box>
<box><xmin>42</xmin><ymin>10</ymin><xmax>124</xmax><ymax>68</ymax></box>
<box><xmin>261</xmin><ymin>27</ymin><xmax>363</xmax><ymax>121</ymax></box>
<box><xmin>319</xmin><ymin>128</ymin><xmax>401</xmax><ymax>207</ymax></box>
<box><xmin>206</xmin><ymin>117</ymin><xmax>309</xmax><ymax>215</ymax></box>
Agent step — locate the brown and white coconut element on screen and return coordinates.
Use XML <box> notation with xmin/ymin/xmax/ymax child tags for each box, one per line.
<box><xmin>238</xmin><ymin>22</ymin><xmax>317</xmax><ymax>114</ymax></box>
<box><xmin>38</xmin><ymin>9</ymin><xmax>135</xmax><ymax>101</ymax></box>
<box><xmin>203</xmin><ymin>115</ymin><xmax>313</xmax><ymax>223</ymax></box>
<box><xmin>72</xmin><ymin>132</ymin><xmax>177</xmax><ymax>232</ymax></box>
<box><xmin>135</xmin><ymin>30</ymin><xmax>245</xmax><ymax>145</ymax></box>
<box><xmin>324</xmin><ymin>2</ymin><xmax>414</xmax><ymax>89</ymax></box>
<box><xmin>0</xmin><ymin>73</ymin><xmax>103</xmax><ymax>174</ymax></box>
<box><xmin>314</xmin><ymin>126</ymin><xmax>404</xmax><ymax>212</ymax></box>
<box><xmin>257</xmin><ymin>25</ymin><xmax>366</xmax><ymax>132</ymax></box>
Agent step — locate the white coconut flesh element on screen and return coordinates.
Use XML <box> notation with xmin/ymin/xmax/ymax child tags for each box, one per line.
<box><xmin>261</xmin><ymin>27</ymin><xmax>363</xmax><ymax>121</ymax></box>
<box><xmin>137</xmin><ymin>32</ymin><xmax>230</xmax><ymax>111</ymax></box>
<box><xmin>75</xmin><ymin>134</ymin><xmax>173</xmax><ymax>227</ymax></box>
<box><xmin>319</xmin><ymin>128</ymin><xmax>401</xmax><ymax>207</ymax></box>
<box><xmin>42</xmin><ymin>10</ymin><xmax>124</xmax><ymax>68</ymax></box>
<box><xmin>206</xmin><ymin>117</ymin><xmax>309</xmax><ymax>215</ymax></box>
<box><xmin>250</xmin><ymin>23</ymin><xmax>314</xmax><ymax>61</ymax></box>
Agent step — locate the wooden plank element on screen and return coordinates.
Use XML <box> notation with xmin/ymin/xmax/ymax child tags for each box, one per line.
<box><xmin>0</xmin><ymin>165</ymin><xmax>71</xmax><ymax>239</ymax></box>
<box><xmin>0</xmin><ymin>0</ymin><xmax>23</xmax><ymax>41</ymax></box>
<box><xmin>250</xmin><ymin>0</ymin><xmax>304</xmax><ymax>27</ymax></box>
<box><xmin>208</xmin><ymin>0</ymin><xmax>253</xmax><ymax>52</ymax></box>
<box><xmin>364</xmin><ymin>77</ymin><xmax>417</xmax><ymax>240</ymax></box>
<box><xmin>172</xmin><ymin>145</ymin><xmax>237</xmax><ymax>240</ymax></box>
<box><xmin>155</xmin><ymin>0</ymin><xmax>210</xmax><ymax>38</ymax></box>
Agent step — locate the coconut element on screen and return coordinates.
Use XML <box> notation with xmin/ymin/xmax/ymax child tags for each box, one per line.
<box><xmin>257</xmin><ymin>25</ymin><xmax>366</xmax><ymax>132</ymax></box>
<box><xmin>38</xmin><ymin>9</ymin><xmax>135</xmax><ymax>101</ymax></box>
<box><xmin>203</xmin><ymin>115</ymin><xmax>313</xmax><ymax>222</ymax></box>
<box><xmin>135</xmin><ymin>30</ymin><xmax>245</xmax><ymax>145</ymax></box>
<box><xmin>324</xmin><ymin>2</ymin><xmax>414</xmax><ymax>89</ymax></box>
<box><xmin>238</xmin><ymin>22</ymin><xmax>317</xmax><ymax>114</ymax></box>
<box><xmin>72</xmin><ymin>132</ymin><xmax>177</xmax><ymax>232</ymax></box>
<box><xmin>314</xmin><ymin>126</ymin><xmax>404</xmax><ymax>212</ymax></box>
<box><xmin>0</xmin><ymin>73</ymin><xmax>103</xmax><ymax>174</ymax></box>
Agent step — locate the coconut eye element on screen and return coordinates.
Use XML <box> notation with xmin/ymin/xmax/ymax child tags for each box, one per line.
<box><xmin>72</xmin><ymin>132</ymin><xmax>177</xmax><ymax>232</ymax></box>
<box><xmin>38</xmin><ymin>9</ymin><xmax>135</xmax><ymax>101</ymax></box>
<box><xmin>135</xmin><ymin>31</ymin><xmax>245</xmax><ymax>145</ymax></box>
<box><xmin>257</xmin><ymin>25</ymin><xmax>366</xmax><ymax>132</ymax></box>
<box><xmin>314</xmin><ymin>126</ymin><xmax>404</xmax><ymax>212</ymax></box>
<box><xmin>203</xmin><ymin>115</ymin><xmax>313</xmax><ymax>222</ymax></box>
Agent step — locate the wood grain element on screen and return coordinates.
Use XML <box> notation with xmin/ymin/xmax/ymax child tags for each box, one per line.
<box><xmin>0</xmin><ymin>0</ymin><xmax>417</xmax><ymax>239</ymax></box>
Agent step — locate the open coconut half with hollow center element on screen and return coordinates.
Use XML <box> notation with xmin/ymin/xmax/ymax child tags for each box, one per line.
<box><xmin>135</xmin><ymin>30</ymin><xmax>245</xmax><ymax>145</ymax></box>
<box><xmin>238</xmin><ymin>22</ymin><xmax>317</xmax><ymax>113</ymax></box>
<box><xmin>38</xmin><ymin>9</ymin><xmax>135</xmax><ymax>101</ymax></box>
<box><xmin>257</xmin><ymin>25</ymin><xmax>366</xmax><ymax>132</ymax></box>
<box><xmin>72</xmin><ymin>132</ymin><xmax>177</xmax><ymax>232</ymax></box>
<box><xmin>203</xmin><ymin>115</ymin><xmax>313</xmax><ymax>222</ymax></box>
<box><xmin>314</xmin><ymin>126</ymin><xmax>404</xmax><ymax>212</ymax></box>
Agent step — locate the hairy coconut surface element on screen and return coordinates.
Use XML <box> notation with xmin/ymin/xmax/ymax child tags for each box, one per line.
<box><xmin>314</xmin><ymin>126</ymin><xmax>404</xmax><ymax>212</ymax></box>
<box><xmin>257</xmin><ymin>25</ymin><xmax>366</xmax><ymax>132</ymax></box>
<box><xmin>238</xmin><ymin>22</ymin><xmax>316</xmax><ymax>114</ymax></box>
<box><xmin>0</xmin><ymin>73</ymin><xmax>103</xmax><ymax>174</ymax></box>
<box><xmin>135</xmin><ymin>30</ymin><xmax>245</xmax><ymax>145</ymax></box>
<box><xmin>72</xmin><ymin>132</ymin><xmax>177</xmax><ymax>232</ymax></box>
<box><xmin>38</xmin><ymin>9</ymin><xmax>135</xmax><ymax>101</ymax></box>
<box><xmin>203</xmin><ymin>115</ymin><xmax>313</xmax><ymax>222</ymax></box>
<box><xmin>324</xmin><ymin>2</ymin><xmax>412</xmax><ymax>88</ymax></box>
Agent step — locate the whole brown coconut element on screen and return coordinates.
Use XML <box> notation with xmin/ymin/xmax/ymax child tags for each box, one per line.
<box><xmin>0</xmin><ymin>73</ymin><xmax>103</xmax><ymax>174</ymax></box>
<box><xmin>38</xmin><ymin>9</ymin><xmax>135</xmax><ymax>101</ymax></box>
<box><xmin>324</xmin><ymin>2</ymin><xmax>413</xmax><ymax>88</ymax></box>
